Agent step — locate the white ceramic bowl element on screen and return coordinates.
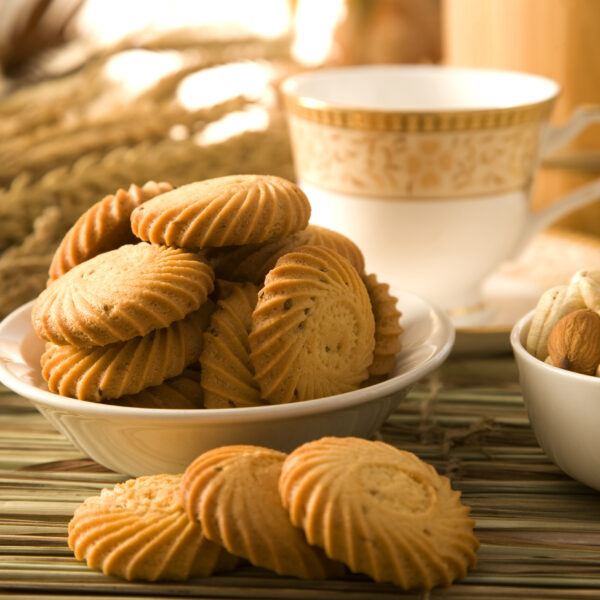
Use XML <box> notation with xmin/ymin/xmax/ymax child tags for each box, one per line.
<box><xmin>0</xmin><ymin>290</ymin><xmax>454</xmax><ymax>477</ymax></box>
<box><xmin>511</xmin><ymin>310</ymin><xmax>600</xmax><ymax>491</ymax></box>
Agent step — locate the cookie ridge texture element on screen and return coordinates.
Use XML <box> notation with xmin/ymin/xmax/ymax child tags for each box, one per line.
<box><xmin>33</xmin><ymin>242</ymin><xmax>214</xmax><ymax>347</ymax></box>
<box><xmin>278</xmin><ymin>437</ymin><xmax>479</xmax><ymax>590</ymax></box>
<box><xmin>41</xmin><ymin>303</ymin><xmax>213</xmax><ymax>402</ymax></box>
<box><xmin>49</xmin><ymin>181</ymin><xmax>173</xmax><ymax>281</ymax></box>
<box><xmin>249</xmin><ymin>245</ymin><xmax>375</xmax><ymax>403</ymax></box>
<box><xmin>363</xmin><ymin>273</ymin><xmax>403</xmax><ymax>379</ymax></box>
<box><xmin>111</xmin><ymin>367</ymin><xmax>204</xmax><ymax>409</ymax></box>
<box><xmin>180</xmin><ymin>445</ymin><xmax>345</xmax><ymax>579</ymax></box>
<box><xmin>130</xmin><ymin>174</ymin><xmax>311</xmax><ymax>249</ymax></box>
<box><xmin>200</xmin><ymin>281</ymin><xmax>264</xmax><ymax>408</ymax></box>
<box><xmin>205</xmin><ymin>224</ymin><xmax>366</xmax><ymax>285</ymax></box>
<box><xmin>68</xmin><ymin>474</ymin><xmax>238</xmax><ymax>581</ymax></box>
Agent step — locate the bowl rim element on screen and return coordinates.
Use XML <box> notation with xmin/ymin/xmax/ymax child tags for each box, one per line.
<box><xmin>510</xmin><ymin>309</ymin><xmax>600</xmax><ymax>385</ymax></box>
<box><xmin>0</xmin><ymin>291</ymin><xmax>455</xmax><ymax>423</ymax></box>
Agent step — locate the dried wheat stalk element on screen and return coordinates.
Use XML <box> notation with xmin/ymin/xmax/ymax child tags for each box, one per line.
<box><xmin>0</xmin><ymin>94</ymin><xmax>251</xmax><ymax>185</ymax></box>
<box><xmin>0</xmin><ymin>29</ymin><xmax>296</xmax><ymax>317</ymax></box>
<box><xmin>0</xmin><ymin>115</ymin><xmax>294</xmax><ymax>316</ymax></box>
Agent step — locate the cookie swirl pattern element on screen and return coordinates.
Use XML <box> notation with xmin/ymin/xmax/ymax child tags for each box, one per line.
<box><xmin>48</xmin><ymin>180</ymin><xmax>173</xmax><ymax>281</ymax></box>
<box><xmin>205</xmin><ymin>224</ymin><xmax>366</xmax><ymax>285</ymax></box>
<box><xmin>41</xmin><ymin>304</ymin><xmax>212</xmax><ymax>402</ymax></box>
<box><xmin>200</xmin><ymin>281</ymin><xmax>264</xmax><ymax>408</ymax></box>
<box><xmin>33</xmin><ymin>243</ymin><xmax>214</xmax><ymax>347</ymax></box>
<box><xmin>363</xmin><ymin>273</ymin><xmax>403</xmax><ymax>379</ymax></box>
<box><xmin>112</xmin><ymin>367</ymin><xmax>204</xmax><ymax>409</ymax></box>
<box><xmin>249</xmin><ymin>245</ymin><xmax>375</xmax><ymax>403</ymax></box>
<box><xmin>180</xmin><ymin>445</ymin><xmax>345</xmax><ymax>579</ymax></box>
<box><xmin>68</xmin><ymin>474</ymin><xmax>238</xmax><ymax>581</ymax></box>
<box><xmin>130</xmin><ymin>174</ymin><xmax>311</xmax><ymax>248</ymax></box>
<box><xmin>278</xmin><ymin>437</ymin><xmax>479</xmax><ymax>590</ymax></box>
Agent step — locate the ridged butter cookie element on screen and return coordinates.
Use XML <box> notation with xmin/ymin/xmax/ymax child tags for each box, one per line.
<box><xmin>205</xmin><ymin>224</ymin><xmax>366</xmax><ymax>285</ymax></box>
<box><xmin>249</xmin><ymin>245</ymin><xmax>375</xmax><ymax>403</ymax></box>
<box><xmin>111</xmin><ymin>367</ymin><xmax>204</xmax><ymax>409</ymax></box>
<box><xmin>48</xmin><ymin>181</ymin><xmax>173</xmax><ymax>282</ymax></box>
<box><xmin>180</xmin><ymin>445</ymin><xmax>344</xmax><ymax>579</ymax></box>
<box><xmin>130</xmin><ymin>174</ymin><xmax>311</xmax><ymax>248</ymax></box>
<box><xmin>68</xmin><ymin>474</ymin><xmax>238</xmax><ymax>581</ymax></box>
<box><xmin>200</xmin><ymin>281</ymin><xmax>264</xmax><ymax>409</ymax></box>
<box><xmin>32</xmin><ymin>242</ymin><xmax>214</xmax><ymax>347</ymax></box>
<box><xmin>41</xmin><ymin>304</ymin><xmax>213</xmax><ymax>402</ymax></box>
<box><xmin>279</xmin><ymin>437</ymin><xmax>479</xmax><ymax>590</ymax></box>
<box><xmin>363</xmin><ymin>273</ymin><xmax>403</xmax><ymax>379</ymax></box>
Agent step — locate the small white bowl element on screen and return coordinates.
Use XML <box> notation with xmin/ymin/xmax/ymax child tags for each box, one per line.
<box><xmin>0</xmin><ymin>290</ymin><xmax>454</xmax><ymax>477</ymax></box>
<box><xmin>511</xmin><ymin>310</ymin><xmax>600</xmax><ymax>491</ymax></box>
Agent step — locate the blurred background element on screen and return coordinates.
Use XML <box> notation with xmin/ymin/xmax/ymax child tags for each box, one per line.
<box><xmin>0</xmin><ymin>0</ymin><xmax>598</xmax><ymax>317</ymax></box>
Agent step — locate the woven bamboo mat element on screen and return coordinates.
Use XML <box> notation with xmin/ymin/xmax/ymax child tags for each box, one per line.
<box><xmin>2</xmin><ymin>356</ymin><xmax>600</xmax><ymax>599</ymax></box>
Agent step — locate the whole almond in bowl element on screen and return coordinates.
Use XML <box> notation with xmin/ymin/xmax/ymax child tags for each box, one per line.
<box><xmin>547</xmin><ymin>308</ymin><xmax>600</xmax><ymax>375</ymax></box>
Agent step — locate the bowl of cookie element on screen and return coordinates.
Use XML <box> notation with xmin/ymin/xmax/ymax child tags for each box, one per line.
<box><xmin>511</xmin><ymin>268</ymin><xmax>600</xmax><ymax>491</ymax></box>
<box><xmin>0</xmin><ymin>175</ymin><xmax>455</xmax><ymax>476</ymax></box>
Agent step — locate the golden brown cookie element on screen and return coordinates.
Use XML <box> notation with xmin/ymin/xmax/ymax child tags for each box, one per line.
<box><xmin>109</xmin><ymin>366</ymin><xmax>204</xmax><ymax>409</ymax></box>
<box><xmin>200</xmin><ymin>281</ymin><xmax>264</xmax><ymax>409</ymax></box>
<box><xmin>363</xmin><ymin>273</ymin><xmax>403</xmax><ymax>379</ymax></box>
<box><xmin>249</xmin><ymin>245</ymin><xmax>375</xmax><ymax>404</ymax></box>
<box><xmin>278</xmin><ymin>437</ymin><xmax>479</xmax><ymax>590</ymax></box>
<box><xmin>180</xmin><ymin>445</ymin><xmax>345</xmax><ymax>579</ymax></box>
<box><xmin>68</xmin><ymin>474</ymin><xmax>238</xmax><ymax>581</ymax></box>
<box><xmin>32</xmin><ymin>242</ymin><xmax>214</xmax><ymax>347</ymax></box>
<box><xmin>48</xmin><ymin>181</ymin><xmax>173</xmax><ymax>282</ymax></box>
<box><xmin>204</xmin><ymin>224</ymin><xmax>366</xmax><ymax>285</ymax></box>
<box><xmin>41</xmin><ymin>304</ymin><xmax>212</xmax><ymax>402</ymax></box>
<box><xmin>130</xmin><ymin>174</ymin><xmax>311</xmax><ymax>249</ymax></box>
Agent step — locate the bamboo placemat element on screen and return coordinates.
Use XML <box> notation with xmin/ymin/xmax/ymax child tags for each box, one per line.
<box><xmin>2</xmin><ymin>356</ymin><xmax>600</xmax><ymax>599</ymax></box>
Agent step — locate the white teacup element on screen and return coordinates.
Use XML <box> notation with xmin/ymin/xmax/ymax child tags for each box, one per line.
<box><xmin>281</xmin><ymin>65</ymin><xmax>600</xmax><ymax>316</ymax></box>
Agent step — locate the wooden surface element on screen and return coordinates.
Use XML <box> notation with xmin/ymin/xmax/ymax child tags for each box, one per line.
<box><xmin>2</xmin><ymin>355</ymin><xmax>600</xmax><ymax>599</ymax></box>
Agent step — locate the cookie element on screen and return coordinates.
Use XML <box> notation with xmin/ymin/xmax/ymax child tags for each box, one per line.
<box><xmin>111</xmin><ymin>367</ymin><xmax>204</xmax><ymax>409</ymax></box>
<box><xmin>68</xmin><ymin>474</ymin><xmax>238</xmax><ymax>581</ymax></box>
<box><xmin>32</xmin><ymin>242</ymin><xmax>214</xmax><ymax>347</ymax></box>
<box><xmin>205</xmin><ymin>224</ymin><xmax>366</xmax><ymax>285</ymax></box>
<box><xmin>363</xmin><ymin>273</ymin><xmax>403</xmax><ymax>379</ymax></box>
<box><xmin>249</xmin><ymin>245</ymin><xmax>375</xmax><ymax>403</ymax></box>
<box><xmin>130</xmin><ymin>174</ymin><xmax>311</xmax><ymax>249</ymax></box>
<box><xmin>278</xmin><ymin>437</ymin><xmax>479</xmax><ymax>590</ymax></box>
<box><xmin>41</xmin><ymin>303</ymin><xmax>212</xmax><ymax>402</ymax></box>
<box><xmin>48</xmin><ymin>181</ymin><xmax>173</xmax><ymax>282</ymax></box>
<box><xmin>200</xmin><ymin>281</ymin><xmax>264</xmax><ymax>409</ymax></box>
<box><xmin>180</xmin><ymin>445</ymin><xmax>344</xmax><ymax>579</ymax></box>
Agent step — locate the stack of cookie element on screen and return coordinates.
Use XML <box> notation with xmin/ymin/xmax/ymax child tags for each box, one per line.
<box><xmin>31</xmin><ymin>174</ymin><xmax>403</xmax><ymax>407</ymax></box>
<box><xmin>68</xmin><ymin>436</ymin><xmax>479</xmax><ymax>588</ymax></box>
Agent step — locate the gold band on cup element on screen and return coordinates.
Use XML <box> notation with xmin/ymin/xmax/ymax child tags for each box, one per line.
<box><xmin>283</xmin><ymin>91</ymin><xmax>556</xmax><ymax>200</ymax></box>
<box><xmin>284</xmin><ymin>96</ymin><xmax>556</xmax><ymax>133</ymax></box>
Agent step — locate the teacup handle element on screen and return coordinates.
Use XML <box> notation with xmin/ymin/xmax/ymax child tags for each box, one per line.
<box><xmin>542</xmin><ymin>104</ymin><xmax>600</xmax><ymax>157</ymax></box>
<box><xmin>512</xmin><ymin>104</ymin><xmax>600</xmax><ymax>256</ymax></box>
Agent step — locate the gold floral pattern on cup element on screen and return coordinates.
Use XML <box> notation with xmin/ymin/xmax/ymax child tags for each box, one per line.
<box><xmin>284</xmin><ymin>101</ymin><xmax>554</xmax><ymax>199</ymax></box>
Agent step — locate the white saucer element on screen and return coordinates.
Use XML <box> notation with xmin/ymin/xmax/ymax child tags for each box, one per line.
<box><xmin>451</xmin><ymin>228</ymin><xmax>600</xmax><ymax>355</ymax></box>
<box><xmin>452</xmin><ymin>273</ymin><xmax>544</xmax><ymax>356</ymax></box>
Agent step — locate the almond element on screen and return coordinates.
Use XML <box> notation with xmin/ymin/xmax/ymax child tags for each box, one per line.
<box><xmin>547</xmin><ymin>308</ymin><xmax>600</xmax><ymax>375</ymax></box>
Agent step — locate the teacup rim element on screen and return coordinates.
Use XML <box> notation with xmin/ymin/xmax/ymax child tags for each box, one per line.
<box><xmin>281</xmin><ymin>64</ymin><xmax>559</xmax><ymax>130</ymax></box>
